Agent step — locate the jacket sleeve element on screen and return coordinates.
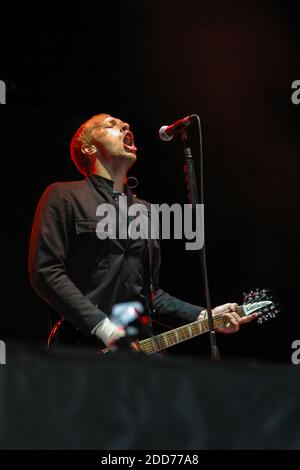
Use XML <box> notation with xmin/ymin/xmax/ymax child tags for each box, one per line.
<box><xmin>151</xmin><ymin>239</ymin><xmax>204</xmax><ymax>324</ymax></box>
<box><xmin>28</xmin><ymin>183</ymin><xmax>106</xmax><ymax>335</ymax></box>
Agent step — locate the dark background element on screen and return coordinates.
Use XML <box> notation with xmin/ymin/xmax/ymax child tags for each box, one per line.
<box><xmin>1</xmin><ymin>0</ymin><xmax>299</xmax><ymax>363</ymax></box>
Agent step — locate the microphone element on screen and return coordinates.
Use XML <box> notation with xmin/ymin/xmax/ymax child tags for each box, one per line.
<box><xmin>158</xmin><ymin>115</ymin><xmax>195</xmax><ymax>141</ymax></box>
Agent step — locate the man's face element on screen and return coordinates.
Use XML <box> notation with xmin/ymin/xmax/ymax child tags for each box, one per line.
<box><xmin>86</xmin><ymin>114</ymin><xmax>137</xmax><ymax>166</ymax></box>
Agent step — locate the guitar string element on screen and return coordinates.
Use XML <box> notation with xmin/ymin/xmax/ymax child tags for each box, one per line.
<box><xmin>140</xmin><ymin>312</ymin><xmax>227</xmax><ymax>354</ymax></box>
<box><xmin>141</xmin><ymin>309</ymin><xmax>238</xmax><ymax>354</ymax></box>
<box><xmin>139</xmin><ymin>299</ymin><xmax>270</xmax><ymax>354</ymax></box>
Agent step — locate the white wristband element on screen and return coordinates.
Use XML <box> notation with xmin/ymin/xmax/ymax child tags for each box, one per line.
<box><xmin>93</xmin><ymin>317</ymin><xmax>125</xmax><ymax>347</ymax></box>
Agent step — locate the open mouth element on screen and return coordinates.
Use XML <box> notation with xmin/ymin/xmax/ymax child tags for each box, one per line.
<box><xmin>123</xmin><ymin>131</ymin><xmax>137</xmax><ymax>153</ymax></box>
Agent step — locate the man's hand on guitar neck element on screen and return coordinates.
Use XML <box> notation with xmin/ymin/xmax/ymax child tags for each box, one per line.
<box><xmin>198</xmin><ymin>303</ymin><xmax>258</xmax><ymax>334</ymax></box>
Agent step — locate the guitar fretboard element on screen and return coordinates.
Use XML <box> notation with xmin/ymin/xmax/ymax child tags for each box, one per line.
<box><xmin>137</xmin><ymin>306</ymin><xmax>244</xmax><ymax>355</ymax></box>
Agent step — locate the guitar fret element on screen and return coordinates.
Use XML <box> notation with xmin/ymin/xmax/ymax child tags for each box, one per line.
<box><xmin>145</xmin><ymin>341</ymin><xmax>155</xmax><ymax>354</ymax></box>
<box><xmin>166</xmin><ymin>331</ymin><xmax>176</xmax><ymax>346</ymax></box>
<box><xmin>174</xmin><ymin>330</ymin><xmax>180</xmax><ymax>343</ymax></box>
<box><xmin>191</xmin><ymin>323</ymin><xmax>199</xmax><ymax>336</ymax></box>
<box><xmin>178</xmin><ymin>329</ymin><xmax>184</xmax><ymax>342</ymax></box>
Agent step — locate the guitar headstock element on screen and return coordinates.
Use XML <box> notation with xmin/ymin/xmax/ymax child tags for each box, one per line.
<box><xmin>242</xmin><ymin>288</ymin><xmax>280</xmax><ymax>324</ymax></box>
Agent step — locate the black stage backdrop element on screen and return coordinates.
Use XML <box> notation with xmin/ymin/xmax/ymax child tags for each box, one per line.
<box><xmin>1</xmin><ymin>0</ymin><xmax>299</xmax><ymax>364</ymax></box>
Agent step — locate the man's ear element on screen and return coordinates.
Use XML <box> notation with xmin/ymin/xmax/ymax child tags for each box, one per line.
<box><xmin>81</xmin><ymin>144</ymin><xmax>98</xmax><ymax>156</ymax></box>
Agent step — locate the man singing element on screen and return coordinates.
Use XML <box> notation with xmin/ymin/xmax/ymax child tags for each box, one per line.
<box><xmin>28</xmin><ymin>113</ymin><xmax>256</xmax><ymax>351</ymax></box>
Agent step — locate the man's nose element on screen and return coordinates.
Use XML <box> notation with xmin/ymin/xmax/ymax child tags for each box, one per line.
<box><xmin>120</xmin><ymin>121</ymin><xmax>130</xmax><ymax>132</ymax></box>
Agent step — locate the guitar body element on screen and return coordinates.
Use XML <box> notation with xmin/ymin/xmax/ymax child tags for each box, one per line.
<box><xmin>48</xmin><ymin>319</ymin><xmax>101</xmax><ymax>350</ymax></box>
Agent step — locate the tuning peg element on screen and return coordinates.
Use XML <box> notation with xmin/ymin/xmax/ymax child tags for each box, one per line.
<box><xmin>257</xmin><ymin>313</ymin><xmax>270</xmax><ymax>323</ymax></box>
<box><xmin>273</xmin><ymin>309</ymin><xmax>280</xmax><ymax>316</ymax></box>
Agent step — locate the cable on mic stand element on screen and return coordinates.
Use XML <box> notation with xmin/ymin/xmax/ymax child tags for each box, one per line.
<box><xmin>181</xmin><ymin>115</ymin><xmax>220</xmax><ymax>362</ymax></box>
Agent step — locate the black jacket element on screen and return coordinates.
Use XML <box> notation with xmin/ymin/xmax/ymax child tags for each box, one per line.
<box><xmin>28</xmin><ymin>175</ymin><xmax>202</xmax><ymax>337</ymax></box>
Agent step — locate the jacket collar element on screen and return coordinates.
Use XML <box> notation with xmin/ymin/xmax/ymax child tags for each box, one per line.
<box><xmin>88</xmin><ymin>174</ymin><xmax>134</xmax><ymax>204</ymax></box>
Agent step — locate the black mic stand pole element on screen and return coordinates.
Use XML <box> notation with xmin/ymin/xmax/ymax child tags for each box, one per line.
<box><xmin>181</xmin><ymin>128</ymin><xmax>220</xmax><ymax>362</ymax></box>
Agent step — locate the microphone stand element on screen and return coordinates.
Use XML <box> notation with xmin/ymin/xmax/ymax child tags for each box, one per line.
<box><xmin>181</xmin><ymin>128</ymin><xmax>221</xmax><ymax>362</ymax></box>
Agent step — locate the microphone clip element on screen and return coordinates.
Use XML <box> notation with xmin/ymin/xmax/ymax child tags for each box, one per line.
<box><xmin>158</xmin><ymin>114</ymin><xmax>196</xmax><ymax>141</ymax></box>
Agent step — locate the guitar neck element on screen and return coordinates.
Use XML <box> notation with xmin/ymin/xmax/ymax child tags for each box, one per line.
<box><xmin>137</xmin><ymin>306</ymin><xmax>244</xmax><ymax>355</ymax></box>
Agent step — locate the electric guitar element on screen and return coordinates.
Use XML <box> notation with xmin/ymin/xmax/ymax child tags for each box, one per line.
<box><xmin>48</xmin><ymin>288</ymin><xmax>279</xmax><ymax>354</ymax></box>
